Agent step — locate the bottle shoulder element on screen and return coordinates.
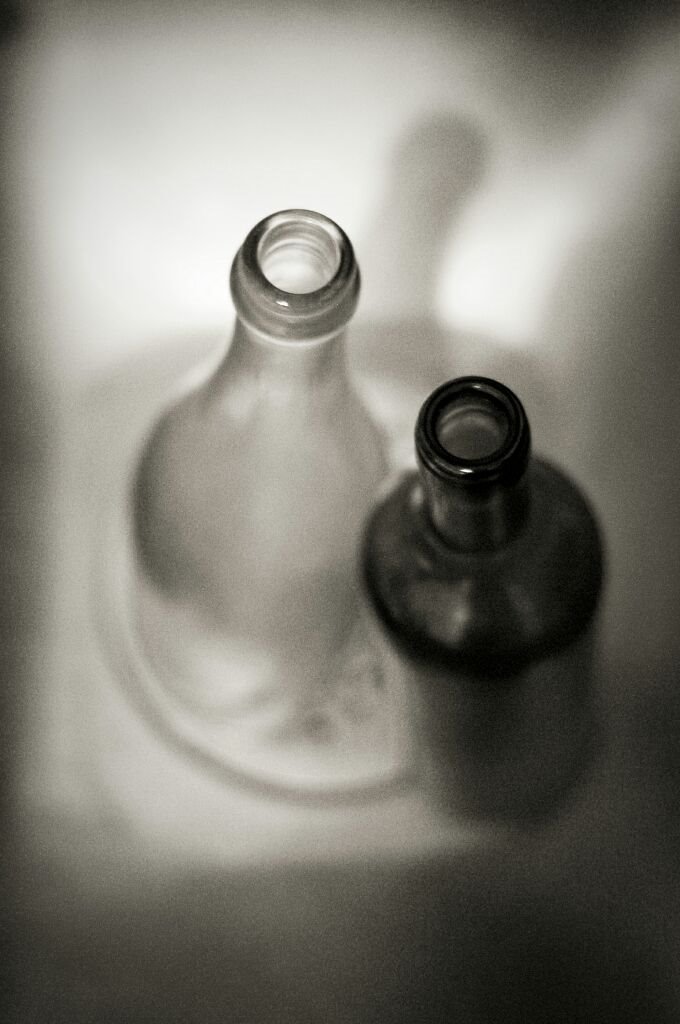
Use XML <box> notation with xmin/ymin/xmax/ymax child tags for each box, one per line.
<box><xmin>146</xmin><ymin>363</ymin><xmax>386</xmax><ymax>482</ymax></box>
<box><xmin>362</xmin><ymin>458</ymin><xmax>604</xmax><ymax>675</ymax></box>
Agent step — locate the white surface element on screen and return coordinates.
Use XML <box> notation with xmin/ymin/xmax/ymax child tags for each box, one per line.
<box><xmin>14</xmin><ymin>4</ymin><xmax>679</xmax><ymax>379</ymax></box>
<box><xmin>9</xmin><ymin>0</ymin><xmax>680</xmax><ymax>869</ymax></box>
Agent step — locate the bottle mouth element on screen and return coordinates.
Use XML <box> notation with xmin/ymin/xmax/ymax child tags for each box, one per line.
<box><xmin>416</xmin><ymin>377</ymin><xmax>531</xmax><ymax>485</ymax></box>
<box><xmin>230</xmin><ymin>209</ymin><xmax>360</xmax><ymax>341</ymax></box>
<box><xmin>258</xmin><ymin>215</ymin><xmax>342</xmax><ymax>293</ymax></box>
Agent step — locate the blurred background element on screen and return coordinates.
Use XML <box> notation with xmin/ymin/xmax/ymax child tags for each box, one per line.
<box><xmin>3</xmin><ymin>0</ymin><xmax>680</xmax><ymax>1020</ymax></box>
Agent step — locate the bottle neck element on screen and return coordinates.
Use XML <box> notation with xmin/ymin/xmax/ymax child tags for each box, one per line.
<box><xmin>214</xmin><ymin>208</ymin><xmax>358</xmax><ymax>391</ymax></box>
<box><xmin>422</xmin><ymin>472</ymin><xmax>530</xmax><ymax>551</ymax></box>
<box><xmin>415</xmin><ymin>377</ymin><xmax>532</xmax><ymax>553</ymax></box>
<box><xmin>217</xmin><ymin>316</ymin><xmax>348</xmax><ymax>388</ymax></box>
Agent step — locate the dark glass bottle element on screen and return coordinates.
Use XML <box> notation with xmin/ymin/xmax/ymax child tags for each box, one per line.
<box><xmin>362</xmin><ymin>376</ymin><xmax>604</xmax><ymax>822</ymax></box>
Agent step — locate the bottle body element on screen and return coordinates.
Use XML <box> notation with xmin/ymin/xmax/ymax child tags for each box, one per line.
<box><xmin>362</xmin><ymin>378</ymin><xmax>604</xmax><ymax>822</ymax></box>
<box><xmin>132</xmin><ymin>211</ymin><xmax>386</xmax><ymax>724</ymax></box>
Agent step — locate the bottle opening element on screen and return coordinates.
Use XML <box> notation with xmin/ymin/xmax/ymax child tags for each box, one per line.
<box><xmin>416</xmin><ymin>377</ymin><xmax>531</xmax><ymax>486</ymax></box>
<box><xmin>258</xmin><ymin>217</ymin><xmax>342</xmax><ymax>294</ymax></box>
<box><xmin>231</xmin><ymin>209</ymin><xmax>360</xmax><ymax>340</ymax></box>
<box><xmin>435</xmin><ymin>394</ymin><xmax>509</xmax><ymax>460</ymax></box>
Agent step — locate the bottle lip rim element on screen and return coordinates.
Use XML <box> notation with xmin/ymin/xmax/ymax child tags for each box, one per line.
<box><xmin>415</xmin><ymin>376</ymin><xmax>531</xmax><ymax>486</ymax></box>
<box><xmin>230</xmin><ymin>209</ymin><xmax>360</xmax><ymax>341</ymax></box>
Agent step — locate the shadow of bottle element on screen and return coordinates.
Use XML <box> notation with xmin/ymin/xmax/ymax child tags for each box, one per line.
<box><xmin>348</xmin><ymin>111</ymin><xmax>560</xmax><ymax>471</ymax></box>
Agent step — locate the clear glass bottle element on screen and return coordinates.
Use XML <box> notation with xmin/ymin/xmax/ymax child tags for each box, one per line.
<box><xmin>362</xmin><ymin>376</ymin><xmax>604</xmax><ymax>822</ymax></box>
<box><xmin>131</xmin><ymin>210</ymin><xmax>388</xmax><ymax>746</ymax></box>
